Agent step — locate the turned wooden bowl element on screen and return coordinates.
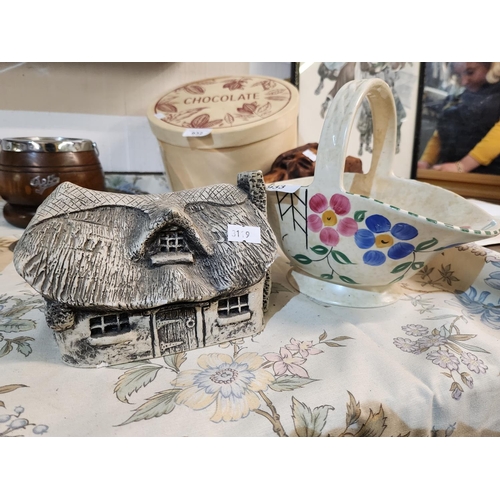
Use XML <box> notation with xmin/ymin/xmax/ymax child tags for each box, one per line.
<box><xmin>0</xmin><ymin>137</ymin><xmax>105</xmax><ymax>228</ymax></box>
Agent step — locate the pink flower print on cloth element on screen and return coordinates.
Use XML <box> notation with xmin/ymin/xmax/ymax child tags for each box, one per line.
<box><xmin>285</xmin><ymin>339</ymin><xmax>323</xmax><ymax>358</ymax></box>
<box><xmin>307</xmin><ymin>193</ymin><xmax>358</xmax><ymax>247</ymax></box>
<box><xmin>264</xmin><ymin>347</ymin><xmax>309</xmax><ymax>378</ymax></box>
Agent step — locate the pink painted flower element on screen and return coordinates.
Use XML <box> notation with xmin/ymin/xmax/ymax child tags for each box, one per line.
<box><xmin>285</xmin><ymin>339</ymin><xmax>323</xmax><ymax>358</ymax></box>
<box><xmin>307</xmin><ymin>193</ymin><xmax>358</xmax><ymax>247</ymax></box>
<box><xmin>264</xmin><ymin>347</ymin><xmax>309</xmax><ymax>378</ymax></box>
<box><xmin>330</xmin><ymin>193</ymin><xmax>351</xmax><ymax>215</ymax></box>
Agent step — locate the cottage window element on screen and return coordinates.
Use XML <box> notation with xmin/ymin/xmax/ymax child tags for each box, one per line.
<box><xmin>218</xmin><ymin>294</ymin><xmax>250</xmax><ymax>318</ymax></box>
<box><xmin>158</xmin><ymin>229</ymin><xmax>186</xmax><ymax>253</ymax></box>
<box><xmin>150</xmin><ymin>227</ymin><xmax>194</xmax><ymax>265</ymax></box>
<box><xmin>90</xmin><ymin>313</ymin><xmax>131</xmax><ymax>338</ymax></box>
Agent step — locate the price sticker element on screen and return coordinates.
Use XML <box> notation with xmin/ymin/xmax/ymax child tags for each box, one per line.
<box><xmin>227</xmin><ymin>225</ymin><xmax>261</xmax><ymax>244</ymax></box>
<box><xmin>182</xmin><ymin>128</ymin><xmax>212</xmax><ymax>138</ymax></box>
<box><xmin>302</xmin><ymin>149</ymin><xmax>317</xmax><ymax>161</ymax></box>
<box><xmin>266</xmin><ymin>183</ymin><xmax>301</xmax><ymax>194</ymax></box>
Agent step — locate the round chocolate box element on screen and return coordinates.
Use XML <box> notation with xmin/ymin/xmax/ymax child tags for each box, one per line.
<box><xmin>147</xmin><ymin>75</ymin><xmax>299</xmax><ymax>191</ymax></box>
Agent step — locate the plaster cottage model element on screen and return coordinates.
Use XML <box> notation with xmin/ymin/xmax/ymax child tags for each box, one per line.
<box><xmin>13</xmin><ymin>171</ymin><xmax>277</xmax><ymax>367</ymax></box>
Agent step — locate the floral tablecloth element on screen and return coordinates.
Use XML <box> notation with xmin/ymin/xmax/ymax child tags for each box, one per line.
<box><xmin>2</xmin><ymin>199</ymin><xmax>500</xmax><ymax>437</ymax></box>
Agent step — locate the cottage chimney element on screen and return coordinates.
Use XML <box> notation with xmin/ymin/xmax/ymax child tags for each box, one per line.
<box><xmin>236</xmin><ymin>170</ymin><xmax>266</xmax><ymax>213</ymax></box>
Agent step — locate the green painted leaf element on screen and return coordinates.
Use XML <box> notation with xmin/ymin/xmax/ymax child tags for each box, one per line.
<box><xmin>339</xmin><ymin>275</ymin><xmax>358</xmax><ymax>284</ymax></box>
<box><xmin>346</xmin><ymin>391</ymin><xmax>361</xmax><ymax>427</ymax></box>
<box><xmin>269</xmin><ymin>376</ymin><xmax>316</xmax><ymax>392</ymax></box>
<box><xmin>108</xmin><ymin>360</ymin><xmax>152</xmax><ymax>370</ymax></box>
<box><xmin>0</xmin><ymin>319</ymin><xmax>36</xmax><ymax>333</ymax></box>
<box><xmin>390</xmin><ymin>275</ymin><xmax>405</xmax><ymax>284</ymax></box>
<box><xmin>11</xmin><ymin>336</ymin><xmax>35</xmax><ymax>343</ymax></box>
<box><xmin>325</xmin><ymin>342</ymin><xmax>345</xmax><ymax>347</ymax></box>
<box><xmin>354</xmin><ymin>210</ymin><xmax>366</xmax><ymax>222</ymax></box>
<box><xmin>311</xmin><ymin>245</ymin><xmax>329</xmax><ymax>256</ymax></box>
<box><xmin>416</xmin><ymin>238</ymin><xmax>438</xmax><ymax>252</ymax></box>
<box><xmin>451</xmin><ymin>341</ymin><xmax>490</xmax><ymax>354</ymax></box>
<box><xmin>0</xmin><ymin>384</ymin><xmax>27</xmax><ymax>394</ymax></box>
<box><xmin>332</xmin><ymin>336</ymin><xmax>354</xmax><ymax>341</ymax></box>
<box><xmin>412</xmin><ymin>262</ymin><xmax>425</xmax><ymax>270</ymax></box>
<box><xmin>449</xmin><ymin>334</ymin><xmax>476</xmax><ymax>341</ymax></box>
<box><xmin>16</xmin><ymin>342</ymin><xmax>32</xmax><ymax>357</ymax></box>
<box><xmin>291</xmin><ymin>396</ymin><xmax>334</xmax><ymax>437</ymax></box>
<box><xmin>163</xmin><ymin>352</ymin><xmax>187</xmax><ymax>373</ymax></box>
<box><xmin>114</xmin><ymin>364</ymin><xmax>163</xmax><ymax>403</ymax></box>
<box><xmin>2</xmin><ymin>306</ymin><xmax>34</xmax><ymax>320</ymax></box>
<box><xmin>0</xmin><ymin>401</ymin><xmax>5</xmax><ymax>408</ymax></box>
<box><xmin>320</xmin><ymin>274</ymin><xmax>333</xmax><ymax>280</ymax></box>
<box><xmin>293</xmin><ymin>254</ymin><xmax>312</xmax><ymax>265</ymax></box>
<box><xmin>331</xmin><ymin>250</ymin><xmax>354</xmax><ymax>265</ymax></box>
<box><xmin>0</xmin><ymin>342</ymin><xmax>13</xmax><ymax>358</ymax></box>
<box><xmin>119</xmin><ymin>389</ymin><xmax>180</xmax><ymax>426</ymax></box>
<box><xmin>391</xmin><ymin>262</ymin><xmax>412</xmax><ymax>274</ymax></box>
<box><xmin>319</xmin><ymin>331</ymin><xmax>328</xmax><ymax>342</ymax></box>
<box><xmin>446</xmin><ymin>342</ymin><xmax>462</xmax><ymax>355</ymax></box>
<box><xmin>422</xmin><ymin>314</ymin><xmax>461</xmax><ymax>321</ymax></box>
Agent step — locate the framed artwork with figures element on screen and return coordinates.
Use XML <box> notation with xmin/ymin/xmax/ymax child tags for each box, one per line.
<box><xmin>292</xmin><ymin>62</ymin><xmax>423</xmax><ymax>179</ymax></box>
<box><xmin>414</xmin><ymin>62</ymin><xmax>500</xmax><ymax>203</ymax></box>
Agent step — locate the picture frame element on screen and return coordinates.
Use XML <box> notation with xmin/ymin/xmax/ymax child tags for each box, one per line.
<box><xmin>291</xmin><ymin>62</ymin><xmax>423</xmax><ymax>179</ymax></box>
<box><xmin>414</xmin><ymin>62</ymin><xmax>500</xmax><ymax>203</ymax></box>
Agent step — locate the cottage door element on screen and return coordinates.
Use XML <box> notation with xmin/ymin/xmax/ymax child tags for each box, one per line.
<box><xmin>155</xmin><ymin>307</ymin><xmax>198</xmax><ymax>355</ymax></box>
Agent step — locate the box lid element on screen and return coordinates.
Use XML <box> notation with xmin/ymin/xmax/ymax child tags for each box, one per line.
<box><xmin>147</xmin><ymin>75</ymin><xmax>299</xmax><ymax>149</ymax></box>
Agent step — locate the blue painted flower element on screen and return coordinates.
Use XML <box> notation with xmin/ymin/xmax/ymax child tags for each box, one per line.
<box><xmin>354</xmin><ymin>214</ymin><xmax>418</xmax><ymax>266</ymax></box>
<box><xmin>454</xmin><ymin>286</ymin><xmax>500</xmax><ymax>329</ymax></box>
<box><xmin>485</xmin><ymin>271</ymin><xmax>500</xmax><ymax>290</ymax></box>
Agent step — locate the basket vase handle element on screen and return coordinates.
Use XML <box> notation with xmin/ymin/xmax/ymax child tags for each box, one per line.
<box><xmin>311</xmin><ymin>78</ymin><xmax>397</xmax><ymax>194</ymax></box>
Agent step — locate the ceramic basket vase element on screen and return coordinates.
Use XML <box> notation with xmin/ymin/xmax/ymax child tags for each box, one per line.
<box><xmin>266</xmin><ymin>78</ymin><xmax>500</xmax><ymax>307</ymax></box>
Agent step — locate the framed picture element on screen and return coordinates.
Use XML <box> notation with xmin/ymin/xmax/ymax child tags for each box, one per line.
<box><xmin>293</xmin><ymin>62</ymin><xmax>423</xmax><ymax>179</ymax></box>
<box><xmin>414</xmin><ymin>62</ymin><xmax>500</xmax><ymax>203</ymax></box>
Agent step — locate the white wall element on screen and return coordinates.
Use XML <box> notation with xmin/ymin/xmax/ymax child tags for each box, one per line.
<box><xmin>0</xmin><ymin>62</ymin><xmax>292</xmax><ymax>174</ymax></box>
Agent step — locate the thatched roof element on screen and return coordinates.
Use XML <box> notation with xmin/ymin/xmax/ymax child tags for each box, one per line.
<box><xmin>14</xmin><ymin>180</ymin><xmax>277</xmax><ymax>310</ymax></box>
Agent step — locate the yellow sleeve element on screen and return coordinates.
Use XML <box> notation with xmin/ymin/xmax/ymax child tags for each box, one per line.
<box><xmin>419</xmin><ymin>130</ymin><xmax>440</xmax><ymax>165</ymax></box>
<box><xmin>469</xmin><ymin>121</ymin><xmax>500</xmax><ymax>165</ymax></box>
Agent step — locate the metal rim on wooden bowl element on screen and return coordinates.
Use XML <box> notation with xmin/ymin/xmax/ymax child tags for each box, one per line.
<box><xmin>1</xmin><ymin>137</ymin><xmax>99</xmax><ymax>154</ymax></box>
